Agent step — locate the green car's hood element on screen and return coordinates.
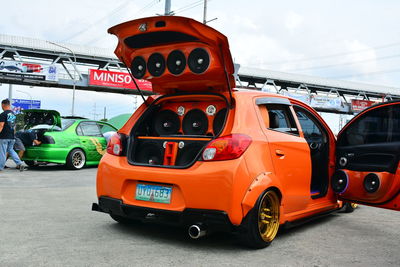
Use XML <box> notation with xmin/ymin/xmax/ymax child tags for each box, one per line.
<box><xmin>22</xmin><ymin>109</ymin><xmax>62</xmax><ymax>129</ymax></box>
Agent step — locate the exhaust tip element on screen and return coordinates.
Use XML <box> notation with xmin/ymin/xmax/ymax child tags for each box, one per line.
<box><xmin>188</xmin><ymin>224</ymin><xmax>206</xmax><ymax>239</ymax></box>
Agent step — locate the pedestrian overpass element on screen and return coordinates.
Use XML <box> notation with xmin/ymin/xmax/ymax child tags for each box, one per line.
<box><xmin>1</xmin><ymin>34</ymin><xmax>399</xmax><ymax>114</ymax></box>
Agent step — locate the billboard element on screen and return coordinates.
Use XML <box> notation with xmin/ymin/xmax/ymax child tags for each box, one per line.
<box><xmin>0</xmin><ymin>59</ymin><xmax>58</xmax><ymax>82</ymax></box>
<box><xmin>11</xmin><ymin>98</ymin><xmax>41</xmax><ymax>114</ymax></box>
<box><xmin>88</xmin><ymin>69</ymin><xmax>152</xmax><ymax>91</ymax></box>
<box><xmin>351</xmin><ymin>99</ymin><xmax>376</xmax><ymax>112</ymax></box>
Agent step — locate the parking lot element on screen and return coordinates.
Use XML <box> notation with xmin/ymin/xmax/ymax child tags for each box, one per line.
<box><xmin>1</xmin><ymin>161</ymin><xmax>399</xmax><ymax>266</ymax></box>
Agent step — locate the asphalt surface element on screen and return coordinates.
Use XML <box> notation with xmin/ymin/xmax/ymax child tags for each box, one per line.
<box><xmin>1</xmin><ymin>160</ymin><xmax>399</xmax><ymax>267</ymax></box>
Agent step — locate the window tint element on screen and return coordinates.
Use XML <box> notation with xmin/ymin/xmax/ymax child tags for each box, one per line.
<box><xmin>79</xmin><ymin>122</ymin><xmax>102</xmax><ymax>137</ymax></box>
<box><xmin>98</xmin><ymin>123</ymin><xmax>116</xmax><ymax>134</ymax></box>
<box><xmin>61</xmin><ymin>119</ymin><xmax>75</xmax><ymax>130</ymax></box>
<box><xmin>265</xmin><ymin>104</ymin><xmax>298</xmax><ymax>135</ymax></box>
<box><xmin>294</xmin><ymin>108</ymin><xmax>325</xmax><ymax>141</ymax></box>
<box><xmin>338</xmin><ymin>105</ymin><xmax>399</xmax><ymax>146</ymax></box>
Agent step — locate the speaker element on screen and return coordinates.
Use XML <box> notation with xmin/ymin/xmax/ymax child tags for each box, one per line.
<box><xmin>188</xmin><ymin>48</ymin><xmax>210</xmax><ymax>74</ymax></box>
<box><xmin>167</xmin><ymin>50</ymin><xmax>186</xmax><ymax>75</ymax></box>
<box><xmin>182</xmin><ymin>109</ymin><xmax>208</xmax><ymax>135</ymax></box>
<box><xmin>147</xmin><ymin>53</ymin><xmax>166</xmax><ymax>77</ymax></box>
<box><xmin>134</xmin><ymin>140</ymin><xmax>164</xmax><ymax>165</ymax></box>
<box><xmin>331</xmin><ymin>170</ymin><xmax>348</xmax><ymax>193</ymax></box>
<box><xmin>43</xmin><ymin>113</ymin><xmax>54</xmax><ymax>125</ymax></box>
<box><xmin>153</xmin><ymin>110</ymin><xmax>180</xmax><ymax>136</ymax></box>
<box><xmin>364</xmin><ymin>173</ymin><xmax>380</xmax><ymax>193</ymax></box>
<box><xmin>213</xmin><ymin>108</ymin><xmax>227</xmax><ymax>135</ymax></box>
<box><xmin>131</xmin><ymin>56</ymin><xmax>147</xmax><ymax>79</ymax></box>
<box><xmin>175</xmin><ymin>142</ymin><xmax>205</xmax><ymax>166</ymax></box>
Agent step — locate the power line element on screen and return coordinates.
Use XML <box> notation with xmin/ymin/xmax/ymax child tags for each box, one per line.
<box><xmin>331</xmin><ymin>68</ymin><xmax>400</xmax><ymax>79</ymax></box>
<box><xmin>288</xmin><ymin>53</ymin><xmax>400</xmax><ymax>72</ymax></box>
<box><xmin>264</xmin><ymin>41</ymin><xmax>400</xmax><ymax>66</ymax></box>
<box><xmin>61</xmin><ymin>0</ymin><xmax>132</xmax><ymax>42</ymax></box>
<box><xmin>173</xmin><ymin>0</ymin><xmax>206</xmax><ymax>15</ymax></box>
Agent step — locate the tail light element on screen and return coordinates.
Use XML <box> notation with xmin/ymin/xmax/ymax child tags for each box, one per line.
<box><xmin>202</xmin><ymin>134</ymin><xmax>252</xmax><ymax>161</ymax></box>
<box><xmin>107</xmin><ymin>133</ymin><xmax>127</xmax><ymax>156</ymax></box>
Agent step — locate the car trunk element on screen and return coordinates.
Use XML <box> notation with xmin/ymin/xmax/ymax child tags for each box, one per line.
<box><xmin>128</xmin><ymin>94</ymin><xmax>229</xmax><ymax>168</ymax></box>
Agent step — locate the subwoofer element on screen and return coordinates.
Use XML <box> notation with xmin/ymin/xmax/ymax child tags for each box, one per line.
<box><xmin>131</xmin><ymin>56</ymin><xmax>147</xmax><ymax>79</ymax></box>
<box><xmin>175</xmin><ymin>142</ymin><xmax>205</xmax><ymax>166</ymax></box>
<box><xmin>364</xmin><ymin>173</ymin><xmax>380</xmax><ymax>193</ymax></box>
<box><xmin>134</xmin><ymin>140</ymin><xmax>164</xmax><ymax>165</ymax></box>
<box><xmin>213</xmin><ymin>108</ymin><xmax>227</xmax><ymax>135</ymax></box>
<box><xmin>331</xmin><ymin>170</ymin><xmax>349</xmax><ymax>193</ymax></box>
<box><xmin>153</xmin><ymin>110</ymin><xmax>180</xmax><ymax>136</ymax></box>
<box><xmin>182</xmin><ymin>109</ymin><xmax>208</xmax><ymax>135</ymax></box>
<box><xmin>147</xmin><ymin>53</ymin><xmax>166</xmax><ymax>77</ymax></box>
<box><xmin>167</xmin><ymin>50</ymin><xmax>186</xmax><ymax>75</ymax></box>
<box><xmin>188</xmin><ymin>48</ymin><xmax>210</xmax><ymax>74</ymax></box>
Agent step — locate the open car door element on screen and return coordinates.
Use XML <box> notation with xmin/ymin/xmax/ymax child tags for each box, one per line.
<box><xmin>332</xmin><ymin>101</ymin><xmax>400</xmax><ymax>211</ymax></box>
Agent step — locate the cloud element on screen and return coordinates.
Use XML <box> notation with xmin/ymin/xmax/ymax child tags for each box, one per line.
<box><xmin>285</xmin><ymin>11</ymin><xmax>304</xmax><ymax>31</ymax></box>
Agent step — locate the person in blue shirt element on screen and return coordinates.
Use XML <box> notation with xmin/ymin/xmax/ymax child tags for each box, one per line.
<box><xmin>0</xmin><ymin>99</ymin><xmax>26</xmax><ymax>171</ymax></box>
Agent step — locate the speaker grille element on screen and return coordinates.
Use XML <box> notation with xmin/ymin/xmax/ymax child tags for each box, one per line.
<box><xmin>167</xmin><ymin>50</ymin><xmax>186</xmax><ymax>75</ymax></box>
<box><xmin>364</xmin><ymin>173</ymin><xmax>380</xmax><ymax>193</ymax></box>
<box><xmin>331</xmin><ymin>170</ymin><xmax>348</xmax><ymax>193</ymax></box>
<box><xmin>147</xmin><ymin>53</ymin><xmax>166</xmax><ymax>77</ymax></box>
<box><xmin>176</xmin><ymin>142</ymin><xmax>204</xmax><ymax>166</ymax></box>
<box><xmin>153</xmin><ymin>110</ymin><xmax>180</xmax><ymax>136</ymax></box>
<box><xmin>131</xmin><ymin>56</ymin><xmax>147</xmax><ymax>79</ymax></box>
<box><xmin>213</xmin><ymin>108</ymin><xmax>227</xmax><ymax>135</ymax></box>
<box><xmin>182</xmin><ymin>109</ymin><xmax>208</xmax><ymax>135</ymax></box>
<box><xmin>188</xmin><ymin>48</ymin><xmax>210</xmax><ymax>74</ymax></box>
<box><xmin>135</xmin><ymin>141</ymin><xmax>164</xmax><ymax>165</ymax></box>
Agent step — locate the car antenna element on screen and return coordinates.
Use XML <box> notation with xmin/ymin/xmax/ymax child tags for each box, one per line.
<box><xmin>122</xmin><ymin>57</ymin><xmax>149</xmax><ymax>106</ymax></box>
<box><xmin>219</xmin><ymin>44</ymin><xmax>234</xmax><ymax>109</ymax></box>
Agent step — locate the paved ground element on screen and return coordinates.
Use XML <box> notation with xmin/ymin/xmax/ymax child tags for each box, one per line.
<box><xmin>1</xmin><ymin>160</ymin><xmax>399</xmax><ymax>267</ymax></box>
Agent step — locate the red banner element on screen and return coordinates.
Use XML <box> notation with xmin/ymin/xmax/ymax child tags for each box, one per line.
<box><xmin>351</xmin><ymin>99</ymin><xmax>376</xmax><ymax>112</ymax></box>
<box><xmin>88</xmin><ymin>69</ymin><xmax>152</xmax><ymax>91</ymax></box>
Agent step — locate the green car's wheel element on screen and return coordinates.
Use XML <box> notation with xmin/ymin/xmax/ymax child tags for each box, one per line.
<box><xmin>239</xmin><ymin>190</ymin><xmax>280</xmax><ymax>249</ymax></box>
<box><xmin>66</xmin><ymin>148</ymin><xmax>86</xmax><ymax>170</ymax></box>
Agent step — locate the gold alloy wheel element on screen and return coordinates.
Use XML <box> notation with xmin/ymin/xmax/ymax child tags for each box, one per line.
<box><xmin>350</xmin><ymin>203</ymin><xmax>358</xmax><ymax>209</ymax></box>
<box><xmin>258</xmin><ymin>191</ymin><xmax>280</xmax><ymax>242</ymax></box>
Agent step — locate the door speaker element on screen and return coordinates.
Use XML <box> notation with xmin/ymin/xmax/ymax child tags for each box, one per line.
<box><xmin>213</xmin><ymin>108</ymin><xmax>227</xmax><ymax>135</ymax></box>
<box><xmin>134</xmin><ymin>140</ymin><xmax>164</xmax><ymax>165</ymax></box>
<box><xmin>147</xmin><ymin>53</ymin><xmax>165</xmax><ymax>77</ymax></box>
<box><xmin>182</xmin><ymin>109</ymin><xmax>208</xmax><ymax>135</ymax></box>
<box><xmin>131</xmin><ymin>56</ymin><xmax>147</xmax><ymax>79</ymax></box>
<box><xmin>331</xmin><ymin>170</ymin><xmax>348</xmax><ymax>193</ymax></box>
<box><xmin>188</xmin><ymin>48</ymin><xmax>210</xmax><ymax>74</ymax></box>
<box><xmin>167</xmin><ymin>50</ymin><xmax>186</xmax><ymax>75</ymax></box>
<box><xmin>364</xmin><ymin>173</ymin><xmax>380</xmax><ymax>193</ymax></box>
<box><xmin>153</xmin><ymin>110</ymin><xmax>180</xmax><ymax>136</ymax></box>
<box><xmin>175</xmin><ymin>142</ymin><xmax>205</xmax><ymax>166</ymax></box>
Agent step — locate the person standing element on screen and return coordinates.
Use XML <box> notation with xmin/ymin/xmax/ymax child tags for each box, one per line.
<box><xmin>0</xmin><ymin>99</ymin><xmax>25</xmax><ymax>171</ymax></box>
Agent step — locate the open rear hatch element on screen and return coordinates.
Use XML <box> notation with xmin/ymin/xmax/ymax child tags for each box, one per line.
<box><xmin>108</xmin><ymin>16</ymin><xmax>235</xmax><ymax>96</ymax></box>
<box><xmin>108</xmin><ymin>16</ymin><xmax>234</xmax><ymax>168</ymax></box>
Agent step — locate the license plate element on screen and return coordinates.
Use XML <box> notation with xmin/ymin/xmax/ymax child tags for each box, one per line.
<box><xmin>135</xmin><ymin>184</ymin><xmax>172</xmax><ymax>204</ymax></box>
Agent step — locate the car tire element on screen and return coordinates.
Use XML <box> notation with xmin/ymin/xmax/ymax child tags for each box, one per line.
<box><xmin>239</xmin><ymin>190</ymin><xmax>280</xmax><ymax>249</ymax></box>
<box><xmin>110</xmin><ymin>214</ymin><xmax>137</xmax><ymax>224</ymax></box>
<box><xmin>66</xmin><ymin>148</ymin><xmax>86</xmax><ymax>170</ymax></box>
<box><xmin>342</xmin><ymin>202</ymin><xmax>358</xmax><ymax>213</ymax></box>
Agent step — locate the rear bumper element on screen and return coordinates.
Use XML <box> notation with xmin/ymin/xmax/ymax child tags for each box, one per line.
<box><xmin>93</xmin><ymin>196</ymin><xmax>233</xmax><ymax>232</ymax></box>
<box><xmin>23</xmin><ymin>146</ymin><xmax>69</xmax><ymax>164</ymax></box>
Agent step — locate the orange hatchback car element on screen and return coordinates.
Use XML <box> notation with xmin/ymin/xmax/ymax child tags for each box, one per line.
<box><xmin>92</xmin><ymin>16</ymin><xmax>400</xmax><ymax>248</ymax></box>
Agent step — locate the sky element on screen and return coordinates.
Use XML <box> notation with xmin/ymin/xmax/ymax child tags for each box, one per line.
<box><xmin>1</xmin><ymin>0</ymin><xmax>400</xmax><ymax>130</ymax></box>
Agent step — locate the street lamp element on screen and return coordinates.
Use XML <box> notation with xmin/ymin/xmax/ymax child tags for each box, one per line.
<box><xmin>17</xmin><ymin>89</ymin><xmax>33</xmax><ymax>110</ymax></box>
<box><xmin>47</xmin><ymin>41</ymin><xmax>77</xmax><ymax>116</ymax></box>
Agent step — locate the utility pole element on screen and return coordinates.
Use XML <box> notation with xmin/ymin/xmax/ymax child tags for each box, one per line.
<box><xmin>203</xmin><ymin>0</ymin><xmax>207</xmax><ymax>24</ymax></box>
<box><xmin>165</xmin><ymin>0</ymin><xmax>171</xmax><ymax>15</ymax></box>
<box><xmin>8</xmin><ymin>84</ymin><xmax>13</xmax><ymax>107</ymax></box>
<box><xmin>103</xmin><ymin>106</ymin><xmax>107</xmax><ymax>120</ymax></box>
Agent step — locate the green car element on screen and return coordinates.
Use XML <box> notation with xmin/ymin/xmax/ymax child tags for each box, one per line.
<box><xmin>19</xmin><ymin>110</ymin><xmax>117</xmax><ymax>170</ymax></box>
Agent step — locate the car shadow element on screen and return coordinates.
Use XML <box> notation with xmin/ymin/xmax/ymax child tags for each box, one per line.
<box><xmin>27</xmin><ymin>164</ymin><xmax>98</xmax><ymax>172</ymax></box>
<box><xmin>102</xmin><ymin>212</ymin><xmax>340</xmax><ymax>250</ymax></box>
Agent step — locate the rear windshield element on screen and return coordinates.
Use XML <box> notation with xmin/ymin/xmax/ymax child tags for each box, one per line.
<box><xmin>61</xmin><ymin>119</ymin><xmax>75</xmax><ymax>130</ymax></box>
